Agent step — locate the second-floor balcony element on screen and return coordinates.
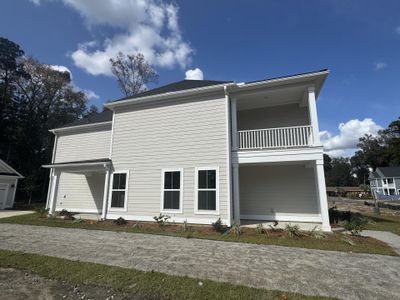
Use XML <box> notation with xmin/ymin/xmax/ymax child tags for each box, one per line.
<box><xmin>238</xmin><ymin>125</ymin><xmax>313</xmax><ymax>150</ymax></box>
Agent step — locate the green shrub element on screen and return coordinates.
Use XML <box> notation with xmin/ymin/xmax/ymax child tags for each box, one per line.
<box><xmin>212</xmin><ymin>218</ymin><xmax>225</xmax><ymax>233</ymax></box>
<box><xmin>309</xmin><ymin>226</ymin><xmax>326</xmax><ymax>240</ymax></box>
<box><xmin>344</xmin><ymin>215</ymin><xmax>368</xmax><ymax>235</ymax></box>
<box><xmin>58</xmin><ymin>209</ymin><xmax>75</xmax><ymax>220</ymax></box>
<box><xmin>255</xmin><ymin>223</ymin><xmax>265</xmax><ymax>235</ymax></box>
<box><xmin>113</xmin><ymin>217</ymin><xmax>127</xmax><ymax>226</ymax></box>
<box><xmin>230</xmin><ymin>223</ymin><xmax>242</xmax><ymax>236</ymax></box>
<box><xmin>153</xmin><ymin>214</ymin><xmax>170</xmax><ymax>226</ymax></box>
<box><xmin>284</xmin><ymin>224</ymin><xmax>302</xmax><ymax>238</ymax></box>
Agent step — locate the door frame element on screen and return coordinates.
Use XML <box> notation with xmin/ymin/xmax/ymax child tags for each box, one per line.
<box><xmin>0</xmin><ymin>183</ymin><xmax>10</xmax><ymax>210</ymax></box>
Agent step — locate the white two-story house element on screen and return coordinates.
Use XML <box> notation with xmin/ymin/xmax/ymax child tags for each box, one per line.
<box><xmin>44</xmin><ymin>69</ymin><xmax>331</xmax><ymax>231</ymax></box>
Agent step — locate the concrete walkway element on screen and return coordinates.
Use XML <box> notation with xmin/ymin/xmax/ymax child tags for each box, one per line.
<box><xmin>0</xmin><ymin>210</ymin><xmax>33</xmax><ymax>219</ymax></box>
<box><xmin>361</xmin><ymin>230</ymin><xmax>400</xmax><ymax>255</ymax></box>
<box><xmin>0</xmin><ymin>224</ymin><xmax>399</xmax><ymax>300</ymax></box>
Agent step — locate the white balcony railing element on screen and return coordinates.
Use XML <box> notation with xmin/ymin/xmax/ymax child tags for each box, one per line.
<box><xmin>238</xmin><ymin>125</ymin><xmax>313</xmax><ymax>150</ymax></box>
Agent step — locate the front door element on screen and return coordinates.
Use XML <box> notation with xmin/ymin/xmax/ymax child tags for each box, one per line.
<box><xmin>0</xmin><ymin>184</ymin><xmax>9</xmax><ymax>209</ymax></box>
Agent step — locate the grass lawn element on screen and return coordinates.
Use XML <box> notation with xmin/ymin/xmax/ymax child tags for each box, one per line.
<box><xmin>0</xmin><ymin>249</ymin><xmax>334</xmax><ymax>300</ymax></box>
<box><xmin>0</xmin><ymin>212</ymin><xmax>397</xmax><ymax>256</ymax></box>
<box><xmin>364</xmin><ymin>214</ymin><xmax>400</xmax><ymax>235</ymax></box>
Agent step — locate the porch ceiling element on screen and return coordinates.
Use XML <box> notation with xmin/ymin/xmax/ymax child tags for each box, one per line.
<box><xmin>236</xmin><ymin>84</ymin><xmax>306</xmax><ymax>111</ymax></box>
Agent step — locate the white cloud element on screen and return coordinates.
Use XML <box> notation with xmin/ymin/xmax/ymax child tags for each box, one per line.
<box><xmin>396</xmin><ymin>26</ymin><xmax>400</xmax><ymax>35</ymax></box>
<box><xmin>374</xmin><ymin>62</ymin><xmax>387</xmax><ymax>71</ymax></box>
<box><xmin>49</xmin><ymin>64</ymin><xmax>99</xmax><ymax>101</ymax></box>
<box><xmin>185</xmin><ymin>68</ymin><xmax>204</xmax><ymax>80</ymax></box>
<box><xmin>56</xmin><ymin>0</ymin><xmax>193</xmax><ymax>76</ymax></box>
<box><xmin>83</xmin><ymin>89</ymin><xmax>100</xmax><ymax>100</ymax></box>
<box><xmin>29</xmin><ymin>0</ymin><xmax>42</xmax><ymax>6</ymax></box>
<box><xmin>320</xmin><ymin>118</ymin><xmax>382</xmax><ymax>157</ymax></box>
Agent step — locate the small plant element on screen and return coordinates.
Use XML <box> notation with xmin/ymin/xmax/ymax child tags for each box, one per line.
<box><xmin>58</xmin><ymin>209</ymin><xmax>75</xmax><ymax>220</ymax></box>
<box><xmin>341</xmin><ymin>236</ymin><xmax>356</xmax><ymax>246</ymax></box>
<box><xmin>113</xmin><ymin>217</ymin><xmax>127</xmax><ymax>226</ymax></box>
<box><xmin>230</xmin><ymin>223</ymin><xmax>242</xmax><ymax>236</ymax></box>
<box><xmin>181</xmin><ymin>220</ymin><xmax>190</xmax><ymax>232</ymax></box>
<box><xmin>255</xmin><ymin>223</ymin><xmax>265</xmax><ymax>235</ymax></box>
<box><xmin>309</xmin><ymin>226</ymin><xmax>326</xmax><ymax>240</ymax></box>
<box><xmin>153</xmin><ymin>214</ymin><xmax>170</xmax><ymax>226</ymax></box>
<box><xmin>131</xmin><ymin>222</ymin><xmax>142</xmax><ymax>229</ymax></box>
<box><xmin>344</xmin><ymin>215</ymin><xmax>368</xmax><ymax>236</ymax></box>
<box><xmin>212</xmin><ymin>218</ymin><xmax>225</xmax><ymax>233</ymax></box>
<box><xmin>35</xmin><ymin>206</ymin><xmax>49</xmax><ymax>218</ymax></box>
<box><xmin>269</xmin><ymin>221</ymin><xmax>279</xmax><ymax>231</ymax></box>
<box><xmin>284</xmin><ymin>224</ymin><xmax>302</xmax><ymax>238</ymax></box>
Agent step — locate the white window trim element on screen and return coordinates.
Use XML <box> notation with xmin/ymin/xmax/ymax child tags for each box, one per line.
<box><xmin>194</xmin><ymin>167</ymin><xmax>220</xmax><ymax>215</ymax></box>
<box><xmin>160</xmin><ymin>168</ymin><xmax>183</xmax><ymax>214</ymax></box>
<box><xmin>108</xmin><ymin>170</ymin><xmax>129</xmax><ymax>212</ymax></box>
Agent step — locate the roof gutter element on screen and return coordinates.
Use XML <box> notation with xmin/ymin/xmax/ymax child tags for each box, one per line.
<box><xmin>104</xmin><ymin>82</ymin><xmax>236</xmax><ymax>110</ymax></box>
<box><xmin>49</xmin><ymin>121</ymin><xmax>113</xmax><ymax>134</ymax></box>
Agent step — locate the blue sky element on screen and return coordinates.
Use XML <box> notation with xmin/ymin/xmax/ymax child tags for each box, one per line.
<box><xmin>1</xmin><ymin>0</ymin><xmax>400</xmax><ymax>156</ymax></box>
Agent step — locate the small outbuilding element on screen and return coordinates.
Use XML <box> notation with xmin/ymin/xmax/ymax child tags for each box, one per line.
<box><xmin>0</xmin><ymin>159</ymin><xmax>23</xmax><ymax>209</ymax></box>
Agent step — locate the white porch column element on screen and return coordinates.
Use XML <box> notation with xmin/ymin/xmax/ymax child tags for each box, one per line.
<box><xmin>48</xmin><ymin>170</ymin><xmax>60</xmax><ymax>215</ymax></box>
<box><xmin>232</xmin><ymin>163</ymin><xmax>241</xmax><ymax>224</ymax></box>
<box><xmin>314</xmin><ymin>160</ymin><xmax>331</xmax><ymax>231</ymax></box>
<box><xmin>307</xmin><ymin>87</ymin><xmax>321</xmax><ymax>146</ymax></box>
<box><xmin>230</xmin><ymin>97</ymin><xmax>238</xmax><ymax>151</ymax></box>
<box><xmin>101</xmin><ymin>168</ymin><xmax>111</xmax><ymax>220</ymax></box>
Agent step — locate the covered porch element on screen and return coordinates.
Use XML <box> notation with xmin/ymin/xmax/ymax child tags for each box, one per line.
<box><xmin>232</xmin><ymin>160</ymin><xmax>331</xmax><ymax>231</ymax></box>
<box><xmin>43</xmin><ymin>159</ymin><xmax>112</xmax><ymax>219</ymax></box>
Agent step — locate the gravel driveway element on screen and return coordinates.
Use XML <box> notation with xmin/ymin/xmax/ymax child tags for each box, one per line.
<box><xmin>1</xmin><ymin>224</ymin><xmax>399</xmax><ymax>300</ymax></box>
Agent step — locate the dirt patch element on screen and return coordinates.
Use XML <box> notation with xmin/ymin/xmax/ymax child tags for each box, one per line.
<box><xmin>0</xmin><ymin>267</ymin><xmax>143</xmax><ymax>300</ymax></box>
<box><xmin>328</xmin><ymin>198</ymin><xmax>400</xmax><ymax>217</ymax></box>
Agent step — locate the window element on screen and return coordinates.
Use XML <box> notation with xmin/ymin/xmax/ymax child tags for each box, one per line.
<box><xmin>161</xmin><ymin>169</ymin><xmax>182</xmax><ymax>212</ymax></box>
<box><xmin>109</xmin><ymin>172</ymin><xmax>128</xmax><ymax>210</ymax></box>
<box><xmin>195</xmin><ymin>167</ymin><xmax>219</xmax><ymax>213</ymax></box>
<box><xmin>387</xmin><ymin>178</ymin><xmax>394</xmax><ymax>184</ymax></box>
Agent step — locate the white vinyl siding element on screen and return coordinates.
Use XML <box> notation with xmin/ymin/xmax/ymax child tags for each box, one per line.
<box><xmin>54</xmin><ymin>125</ymin><xmax>111</xmax><ymax>163</ymax></box>
<box><xmin>239</xmin><ymin>164</ymin><xmax>319</xmax><ymax>216</ymax></box>
<box><xmin>55</xmin><ymin>172</ymin><xmax>104</xmax><ymax>212</ymax></box>
<box><xmin>237</xmin><ymin>104</ymin><xmax>309</xmax><ymax>131</ymax></box>
<box><xmin>111</xmin><ymin>94</ymin><xmax>229</xmax><ymax>221</ymax></box>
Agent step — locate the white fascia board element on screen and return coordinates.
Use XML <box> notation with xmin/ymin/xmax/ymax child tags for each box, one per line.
<box><xmin>232</xmin><ymin>70</ymin><xmax>329</xmax><ymax>97</ymax></box>
<box><xmin>0</xmin><ymin>159</ymin><xmax>24</xmax><ymax>178</ymax></box>
<box><xmin>49</xmin><ymin>121</ymin><xmax>112</xmax><ymax>134</ymax></box>
<box><xmin>104</xmin><ymin>83</ymin><xmax>236</xmax><ymax>109</ymax></box>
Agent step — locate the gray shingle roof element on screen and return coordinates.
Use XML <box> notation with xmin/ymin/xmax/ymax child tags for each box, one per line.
<box><xmin>111</xmin><ymin>79</ymin><xmax>232</xmax><ymax>103</ymax></box>
<box><xmin>376</xmin><ymin>166</ymin><xmax>400</xmax><ymax>178</ymax></box>
<box><xmin>59</xmin><ymin>109</ymin><xmax>113</xmax><ymax>129</ymax></box>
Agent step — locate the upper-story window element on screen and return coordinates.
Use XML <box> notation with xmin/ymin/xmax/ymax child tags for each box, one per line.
<box><xmin>387</xmin><ymin>178</ymin><xmax>394</xmax><ymax>184</ymax></box>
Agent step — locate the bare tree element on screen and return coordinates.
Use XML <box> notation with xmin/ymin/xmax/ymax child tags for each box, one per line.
<box><xmin>110</xmin><ymin>52</ymin><xmax>158</xmax><ymax>97</ymax></box>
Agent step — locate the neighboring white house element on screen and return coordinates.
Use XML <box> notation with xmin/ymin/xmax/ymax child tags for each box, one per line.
<box><xmin>0</xmin><ymin>159</ymin><xmax>23</xmax><ymax>209</ymax></box>
<box><xmin>369</xmin><ymin>167</ymin><xmax>400</xmax><ymax>200</ymax></box>
<box><xmin>44</xmin><ymin>69</ymin><xmax>331</xmax><ymax>231</ymax></box>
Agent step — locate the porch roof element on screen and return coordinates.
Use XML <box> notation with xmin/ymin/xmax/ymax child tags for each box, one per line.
<box><xmin>42</xmin><ymin>158</ymin><xmax>111</xmax><ymax>172</ymax></box>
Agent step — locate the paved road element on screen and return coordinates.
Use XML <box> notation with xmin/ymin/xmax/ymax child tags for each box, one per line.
<box><xmin>0</xmin><ymin>224</ymin><xmax>399</xmax><ymax>300</ymax></box>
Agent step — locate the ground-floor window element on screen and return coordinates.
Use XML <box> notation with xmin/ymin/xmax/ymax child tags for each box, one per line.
<box><xmin>195</xmin><ymin>167</ymin><xmax>219</xmax><ymax>214</ymax></box>
<box><xmin>109</xmin><ymin>171</ymin><xmax>128</xmax><ymax>210</ymax></box>
<box><xmin>161</xmin><ymin>169</ymin><xmax>183</xmax><ymax>212</ymax></box>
